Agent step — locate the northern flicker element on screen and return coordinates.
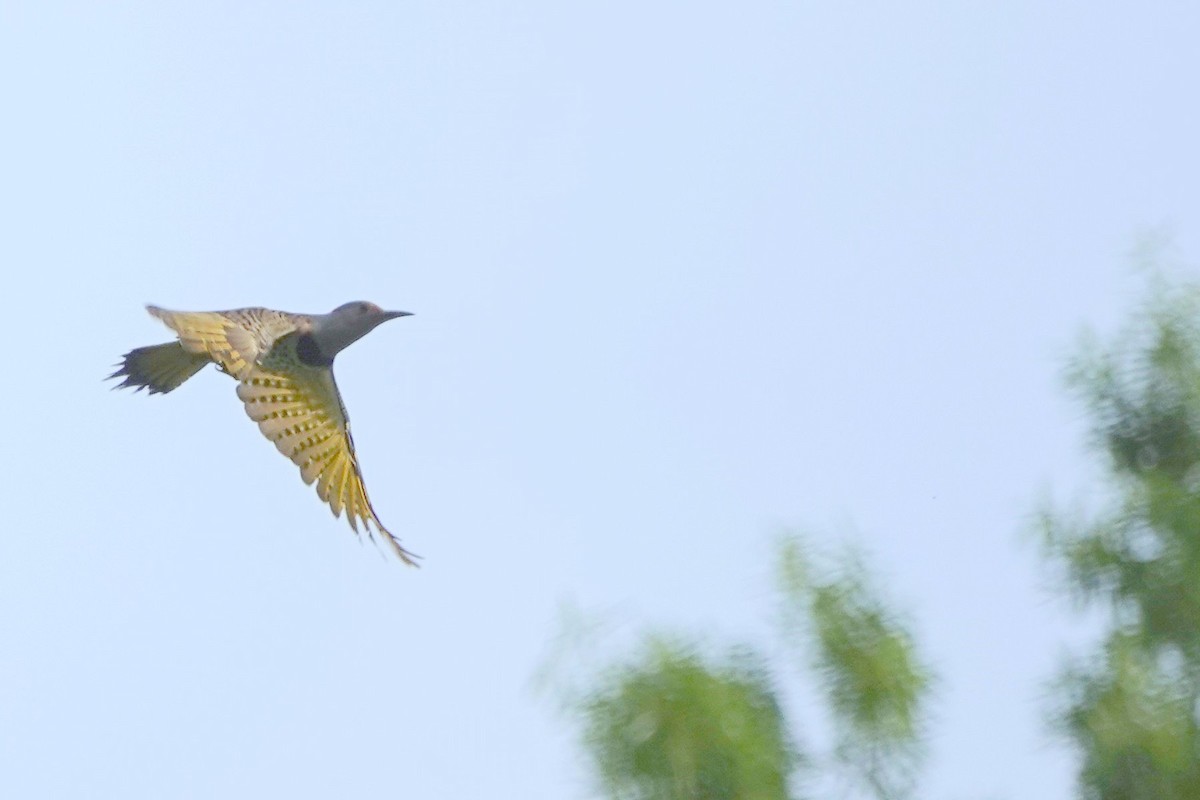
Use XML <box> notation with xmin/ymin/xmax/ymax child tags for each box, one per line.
<box><xmin>110</xmin><ymin>302</ymin><xmax>418</xmax><ymax>564</ymax></box>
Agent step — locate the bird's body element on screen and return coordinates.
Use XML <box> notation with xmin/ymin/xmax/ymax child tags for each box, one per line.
<box><xmin>111</xmin><ymin>302</ymin><xmax>417</xmax><ymax>564</ymax></box>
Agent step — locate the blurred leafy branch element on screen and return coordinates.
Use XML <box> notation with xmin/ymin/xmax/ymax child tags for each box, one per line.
<box><xmin>777</xmin><ymin>539</ymin><xmax>932</xmax><ymax>800</ymax></box>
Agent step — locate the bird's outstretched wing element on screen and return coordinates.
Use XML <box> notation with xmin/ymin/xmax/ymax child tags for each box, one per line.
<box><xmin>236</xmin><ymin>362</ymin><xmax>418</xmax><ymax>565</ymax></box>
<box><xmin>148</xmin><ymin>306</ymin><xmax>300</xmax><ymax>380</ymax></box>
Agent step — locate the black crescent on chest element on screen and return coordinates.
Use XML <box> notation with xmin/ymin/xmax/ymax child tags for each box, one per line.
<box><xmin>295</xmin><ymin>332</ymin><xmax>334</xmax><ymax>368</ymax></box>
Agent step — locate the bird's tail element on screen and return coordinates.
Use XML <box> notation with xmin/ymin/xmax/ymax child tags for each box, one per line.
<box><xmin>109</xmin><ymin>342</ymin><xmax>209</xmax><ymax>394</ymax></box>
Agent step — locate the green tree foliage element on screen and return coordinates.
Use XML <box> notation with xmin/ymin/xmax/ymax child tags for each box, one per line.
<box><xmin>777</xmin><ymin>539</ymin><xmax>933</xmax><ymax>800</ymax></box>
<box><xmin>1055</xmin><ymin>633</ymin><xmax>1200</xmax><ymax>800</ymax></box>
<box><xmin>578</xmin><ymin>639</ymin><xmax>795</xmax><ymax>800</ymax></box>
<box><xmin>1041</xmin><ymin>277</ymin><xmax>1200</xmax><ymax>798</ymax></box>
<box><xmin>543</xmin><ymin>538</ymin><xmax>932</xmax><ymax>800</ymax></box>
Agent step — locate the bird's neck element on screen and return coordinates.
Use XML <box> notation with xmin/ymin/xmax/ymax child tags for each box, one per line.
<box><xmin>309</xmin><ymin>314</ymin><xmax>376</xmax><ymax>358</ymax></box>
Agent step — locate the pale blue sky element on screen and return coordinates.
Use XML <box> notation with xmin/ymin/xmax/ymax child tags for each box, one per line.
<box><xmin>2</xmin><ymin>2</ymin><xmax>1198</xmax><ymax>798</ymax></box>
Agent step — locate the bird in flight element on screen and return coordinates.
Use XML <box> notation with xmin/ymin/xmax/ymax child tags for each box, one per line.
<box><xmin>110</xmin><ymin>302</ymin><xmax>418</xmax><ymax>564</ymax></box>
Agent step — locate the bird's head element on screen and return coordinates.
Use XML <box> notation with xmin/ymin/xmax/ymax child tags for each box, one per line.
<box><xmin>314</xmin><ymin>301</ymin><xmax>413</xmax><ymax>355</ymax></box>
<box><xmin>332</xmin><ymin>301</ymin><xmax>413</xmax><ymax>323</ymax></box>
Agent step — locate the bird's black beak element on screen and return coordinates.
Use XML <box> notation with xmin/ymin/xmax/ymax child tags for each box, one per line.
<box><xmin>382</xmin><ymin>310</ymin><xmax>414</xmax><ymax>321</ymax></box>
